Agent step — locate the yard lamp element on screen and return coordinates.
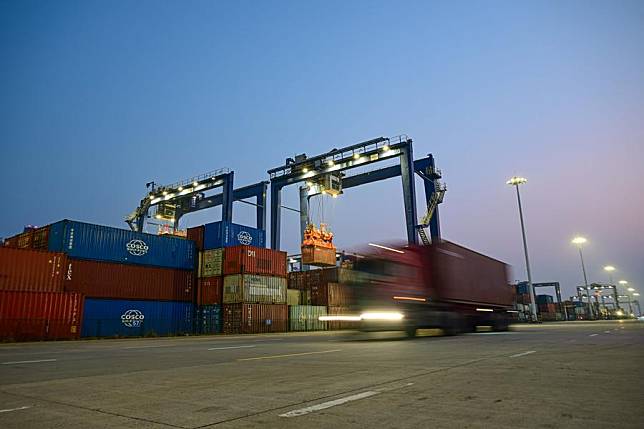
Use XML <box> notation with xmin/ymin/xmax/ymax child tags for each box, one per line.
<box><xmin>571</xmin><ymin>236</ymin><xmax>594</xmax><ymax>319</ymax></box>
<box><xmin>507</xmin><ymin>176</ymin><xmax>537</xmax><ymax>322</ymax></box>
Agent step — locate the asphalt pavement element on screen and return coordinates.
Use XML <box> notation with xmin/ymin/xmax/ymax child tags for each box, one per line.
<box><xmin>1</xmin><ymin>320</ymin><xmax>642</xmax><ymax>428</ymax></box>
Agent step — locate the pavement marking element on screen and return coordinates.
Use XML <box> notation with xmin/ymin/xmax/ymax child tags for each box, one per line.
<box><xmin>279</xmin><ymin>391</ymin><xmax>379</xmax><ymax>417</ymax></box>
<box><xmin>239</xmin><ymin>349</ymin><xmax>341</xmax><ymax>361</ymax></box>
<box><xmin>1</xmin><ymin>359</ymin><xmax>57</xmax><ymax>365</ymax></box>
<box><xmin>0</xmin><ymin>406</ymin><xmax>31</xmax><ymax>414</ymax></box>
<box><xmin>123</xmin><ymin>344</ymin><xmax>177</xmax><ymax>349</ymax></box>
<box><xmin>509</xmin><ymin>350</ymin><xmax>536</xmax><ymax>358</ymax></box>
<box><xmin>208</xmin><ymin>345</ymin><xmax>257</xmax><ymax>351</ymax></box>
<box><xmin>589</xmin><ymin>334</ymin><xmax>599</xmax><ymax>337</ymax></box>
<box><xmin>604</xmin><ymin>331</ymin><xmax>611</xmax><ymax>334</ymax></box>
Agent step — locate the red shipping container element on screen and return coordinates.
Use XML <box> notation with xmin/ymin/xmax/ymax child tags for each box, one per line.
<box><xmin>64</xmin><ymin>259</ymin><xmax>193</xmax><ymax>301</ymax></box>
<box><xmin>0</xmin><ymin>290</ymin><xmax>84</xmax><ymax>341</ymax></box>
<box><xmin>223</xmin><ymin>245</ymin><xmax>287</xmax><ymax>277</ymax></box>
<box><xmin>197</xmin><ymin>276</ymin><xmax>223</xmax><ymax>305</ymax></box>
<box><xmin>222</xmin><ymin>303</ymin><xmax>287</xmax><ymax>334</ymax></box>
<box><xmin>0</xmin><ymin>247</ymin><xmax>67</xmax><ymax>292</ymax></box>
<box><xmin>187</xmin><ymin>226</ymin><xmax>205</xmax><ymax>252</ymax></box>
<box><xmin>311</xmin><ymin>282</ymin><xmax>353</xmax><ymax>306</ymax></box>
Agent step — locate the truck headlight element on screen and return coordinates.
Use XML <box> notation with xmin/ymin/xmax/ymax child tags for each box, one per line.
<box><xmin>359</xmin><ymin>312</ymin><xmax>404</xmax><ymax>321</ymax></box>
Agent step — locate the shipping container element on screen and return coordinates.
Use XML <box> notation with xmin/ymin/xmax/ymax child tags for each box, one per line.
<box><xmin>223</xmin><ymin>274</ymin><xmax>287</xmax><ymax>304</ymax></box>
<box><xmin>199</xmin><ymin>249</ymin><xmax>223</xmax><ymax>277</ymax></box>
<box><xmin>326</xmin><ymin>306</ymin><xmax>358</xmax><ymax>330</ymax></box>
<box><xmin>289</xmin><ymin>305</ymin><xmax>327</xmax><ymax>331</ymax></box>
<box><xmin>222</xmin><ymin>303</ymin><xmax>287</xmax><ymax>334</ymax></box>
<box><xmin>311</xmin><ymin>282</ymin><xmax>354</xmax><ymax>306</ymax></box>
<box><xmin>424</xmin><ymin>241</ymin><xmax>514</xmax><ymax>307</ymax></box>
<box><xmin>47</xmin><ymin>220</ymin><xmax>195</xmax><ymax>270</ymax></box>
<box><xmin>536</xmin><ymin>294</ymin><xmax>554</xmax><ymax>305</ymax></box>
<box><xmin>196</xmin><ymin>305</ymin><xmax>222</xmax><ymax>334</ymax></box>
<box><xmin>223</xmin><ymin>245</ymin><xmax>287</xmax><ymax>277</ymax></box>
<box><xmin>301</xmin><ymin>245</ymin><xmax>336</xmax><ymax>266</ymax></box>
<box><xmin>0</xmin><ymin>247</ymin><xmax>67</xmax><ymax>292</ymax></box>
<box><xmin>287</xmin><ymin>267</ymin><xmax>353</xmax><ymax>290</ymax></box>
<box><xmin>0</xmin><ymin>291</ymin><xmax>83</xmax><ymax>341</ymax></box>
<box><xmin>187</xmin><ymin>226</ymin><xmax>205</xmax><ymax>251</ymax></box>
<box><xmin>287</xmin><ymin>289</ymin><xmax>301</xmax><ymax>306</ymax></box>
<box><xmin>32</xmin><ymin>226</ymin><xmax>51</xmax><ymax>249</ymax></box>
<box><xmin>64</xmin><ymin>259</ymin><xmax>193</xmax><ymax>301</ymax></box>
<box><xmin>81</xmin><ymin>298</ymin><xmax>193</xmax><ymax>338</ymax></box>
<box><xmin>17</xmin><ymin>231</ymin><xmax>34</xmax><ymax>248</ymax></box>
<box><xmin>197</xmin><ymin>276</ymin><xmax>223</xmax><ymax>305</ymax></box>
<box><xmin>203</xmin><ymin>221</ymin><xmax>265</xmax><ymax>249</ymax></box>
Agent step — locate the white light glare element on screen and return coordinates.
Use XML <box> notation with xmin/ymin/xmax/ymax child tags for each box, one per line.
<box><xmin>360</xmin><ymin>312</ymin><xmax>404</xmax><ymax>321</ymax></box>
<box><xmin>476</xmin><ymin>308</ymin><xmax>494</xmax><ymax>312</ymax></box>
<box><xmin>368</xmin><ymin>243</ymin><xmax>405</xmax><ymax>254</ymax></box>
<box><xmin>319</xmin><ymin>315</ymin><xmax>361</xmax><ymax>322</ymax></box>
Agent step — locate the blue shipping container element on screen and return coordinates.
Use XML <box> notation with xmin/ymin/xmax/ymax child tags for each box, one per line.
<box><xmin>196</xmin><ymin>305</ymin><xmax>222</xmax><ymax>334</ymax></box>
<box><xmin>203</xmin><ymin>221</ymin><xmax>265</xmax><ymax>249</ymax></box>
<box><xmin>81</xmin><ymin>298</ymin><xmax>193</xmax><ymax>337</ymax></box>
<box><xmin>48</xmin><ymin>220</ymin><xmax>195</xmax><ymax>269</ymax></box>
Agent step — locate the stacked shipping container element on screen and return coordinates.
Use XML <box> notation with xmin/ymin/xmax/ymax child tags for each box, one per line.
<box><xmin>189</xmin><ymin>221</ymin><xmax>288</xmax><ymax>335</ymax></box>
<box><xmin>0</xmin><ymin>247</ymin><xmax>83</xmax><ymax>340</ymax></box>
<box><xmin>287</xmin><ymin>267</ymin><xmax>354</xmax><ymax>330</ymax></box>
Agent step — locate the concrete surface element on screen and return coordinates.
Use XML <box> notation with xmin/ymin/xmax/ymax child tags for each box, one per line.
<box><xmin>0</xmin><ymin>320</ymin><xmax>642</xmax><ymax>428</ymax></box>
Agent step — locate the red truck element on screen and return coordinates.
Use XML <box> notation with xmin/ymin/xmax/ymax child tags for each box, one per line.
<box><xmin>334</xmin><ymin>240</ymin><xmax>514</xmax><ymax>336</ymax></box>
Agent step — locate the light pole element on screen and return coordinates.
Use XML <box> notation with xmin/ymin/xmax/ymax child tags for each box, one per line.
<box><xmin>571</xmin><ymin>236</ymin><xmax>594</xmax><ymax>319</ymax></box>
<box><xmin>507</xmin><ymin>176</ymin><xmax>537</xmax><ymax>322</ymax></box>
<box><xmin>604</xmin><ymin>266</ymin><xmax>619</xmax><ymax>309</ymax></box>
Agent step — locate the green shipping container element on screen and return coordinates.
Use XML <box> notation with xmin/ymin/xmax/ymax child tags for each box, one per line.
<box><xmin>289</xmin><ymin>305</ymin><xmax>327</xmax><ymax>331</ymax></box>
<box><xmin>223</xmin><ymin>274</ymin><xmax>287</xmax><ymax>304</ymax></box>
<box><xmin>287</xmin><ymin>289</ymin><xmax>300</xmax><ymax>306</ymax></box>
<box><xmin>200</xmin><ymin>249</ymin><xmax>223</xmax><ymax>277</ymax></box>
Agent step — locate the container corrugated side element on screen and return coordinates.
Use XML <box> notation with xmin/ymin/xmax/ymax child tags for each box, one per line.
<box><xmin>223</xmin><ymin>274</ymin><xmax>287</xmax><ymax>304</ymax></box>
<box><xmin>197</xmin><ymin>276</ymin><xmax>223</xmax><ymax>305</ymax></box>
<box><xmin>311</xmin><ymin>282</ymin><xmax>354</xmax><ymax>306</ymax></box>
<box><xmin>81</xmin><ymin>298</ymin><xmax>193</xmax><ymax>338</ymax></box>
<box><xmin>222</xmin><ymin>303</ymin><xmax>287</xmax><ymax>334</ymax></box>
<box><xmin>0</xmin><ymin>291</ymin><xmax>83</xmax><ymax>341</ymax></box>
<box><xmin>223</xmin><ymin>245</ymin><xmax>286</xmax><ymax>277</ymax></box>
<box><xmin>64</xmin><ymin>259</ymin><xmax>193</xmax><ymax>301</ymax></box>
<box><xmin>287</xmin><ymin>289</ymin><xmax>300</xmax><ymax>306</ymax></box>
<box><xmin>199</xmin><ymin>249</ymin><xmax>223</xmax><ymax>277</ymax></box>
<box><xmin>203</xmin><ymin>221</ymin><xmax>266</xmax><ymax>249</ymax></box>
<box><xmin>196</xmin><ymin>305</ymin><xmax>222</xmax><ymax>334</ymax></box>
<box><xmin>47</xmin><ymin>220</ymin><xmax>195</xmax><ymax>270</ymax></box>
<box><xmin>327</xmin><ymin>306</ymin><xmax>359</xmax><ymax>330</ymax></box>
<box><xmin>187</xmin><ymin>226</ymin><xmax>205</xmax><ymax>251</ymax></box>
<box><xmin>0</xmin><ymin>247</ymin><xmax>67</xmax><ymax>292</ymax></box>
<box><xmin>288</xmin><ymin>305</ymin><xmax>327</xmax><ymax>331</ymax></box>
<box><xmin>287</xmin><ymin>267</ymin><xmax>353</xmax><ymax>290</ymax></box>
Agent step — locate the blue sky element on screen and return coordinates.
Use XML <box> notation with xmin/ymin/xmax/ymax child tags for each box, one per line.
<box><xmin>1</xmin><ymin>0</ymin><xmax>643</xmax><ymax>298</ymax></box>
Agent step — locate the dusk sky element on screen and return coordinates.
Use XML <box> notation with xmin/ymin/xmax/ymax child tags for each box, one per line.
<box><xmin>1</xmin><ymin>0</ymin><xmax>643</xmax><ymax>299</ymax></box>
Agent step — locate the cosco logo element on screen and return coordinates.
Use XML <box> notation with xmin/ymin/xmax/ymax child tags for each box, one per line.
<box><xmin>121</xmin><ymin>309</ymin><xmax>145</xmax><ymax>328</ymax></box>
<box><xmin>126</xmin><ymin>239</ymin><xmax>149</xmax><ymax>256</ymax></box>
<box><xmin>237</xmin><ymin>231</ymin><xmax>252</xmax><ymax>245</ymax></box>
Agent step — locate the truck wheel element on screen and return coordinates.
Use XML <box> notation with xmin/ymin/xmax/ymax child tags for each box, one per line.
<box><xmin>492</xmin><ymin>317</ymin><xmax>509</xmax><ymax>332</ymax></box>
<box><xmin>443</xmin><ymin>313</ymin><xmax>464</xmax><ymax>336</ymax></box>
<box><xmin>405</xmin><ymin>325</ymin><xmax>417</xmax><ymax>338</ymax></box>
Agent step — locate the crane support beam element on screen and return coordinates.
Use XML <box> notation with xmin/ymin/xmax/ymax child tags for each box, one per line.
<box><xmin>174</xmin><ymin>181</ymin><xmax>268</xmax><ymax>230</ymax></box>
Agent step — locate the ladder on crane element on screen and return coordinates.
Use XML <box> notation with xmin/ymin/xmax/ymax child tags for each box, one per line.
<box><xmin>417</xmin><ymin>182</ymin><xmax>446</xmax><ymax>245</ymax></box>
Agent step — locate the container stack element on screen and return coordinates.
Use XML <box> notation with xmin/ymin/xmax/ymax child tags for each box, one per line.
<box><xmin>189</xmin><ymin>221</ymin><xmax>288</xmax><ymax>334</ymax></box>
<box><xmin>536</xmin><ymin>294</ymin><xmax>560</xmax><ymax>321</ymax></box>
<box><xmin>0</xmin><ymin>246</ymin><xmax>83</xmax><ymax>341</ymax></box>
<box><xmin>287</xmin><ymin>267</ymin><xmax>354</xmax><ymax>330</ymax></box>
<box><xmin>43</xmin><ymin>220</ymin><xmax>195</xmax><ymax>338</ymax></box>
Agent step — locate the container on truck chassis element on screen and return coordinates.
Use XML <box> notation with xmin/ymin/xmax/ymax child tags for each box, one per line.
<box><xmin>321</xmin><ymin>240</ymin><xmax>515</xmax><ymax>336</ymax></box>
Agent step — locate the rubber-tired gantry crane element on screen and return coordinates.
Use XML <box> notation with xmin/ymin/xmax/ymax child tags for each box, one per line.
<box><xmin>126</xmin><ymin>168</ymin><xmax>267</xmax><ymax>233</ymax></box>
<box><xmin>267</xmin><ymin>135</ymin><xmax>446</xmax><ymax>251</ymax></box>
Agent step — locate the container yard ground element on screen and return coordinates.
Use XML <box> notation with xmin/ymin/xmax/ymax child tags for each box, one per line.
<box><xmin>0</xmin><ymin>321</ymin><xmax>642</xmax><ymax>429</ymax></box>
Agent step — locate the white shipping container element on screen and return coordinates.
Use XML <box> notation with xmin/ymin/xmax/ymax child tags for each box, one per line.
<box><xmin>223</xmin><ymin>274</ymin><xmax>287</xmax><ymax>304</ymax></box>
